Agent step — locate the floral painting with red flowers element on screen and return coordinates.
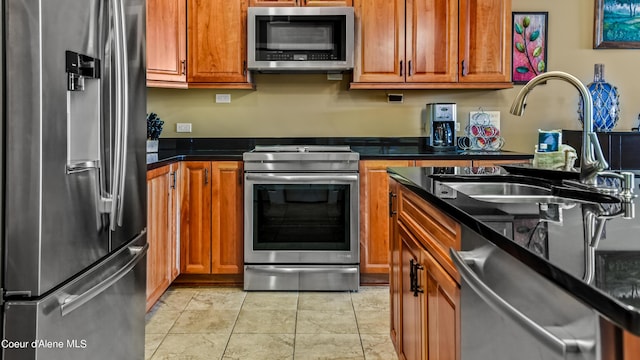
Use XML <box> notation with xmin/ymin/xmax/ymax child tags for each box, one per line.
<box><xmin>512</xmin><ymin>12</ymin><xmax>548</xmax><ymax>84</ymax></box>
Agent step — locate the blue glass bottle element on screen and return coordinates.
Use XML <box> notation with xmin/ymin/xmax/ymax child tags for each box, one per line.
<box><xmin>578</xmin><ymin>64</ymin><xmax>620</xmax><ymax>132</ymax></box>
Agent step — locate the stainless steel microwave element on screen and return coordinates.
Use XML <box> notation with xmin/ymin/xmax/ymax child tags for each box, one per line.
<box><xmin>247</xmin><ymin>7</ymin><xmax>354</xmax><ymax>72</ymax></box>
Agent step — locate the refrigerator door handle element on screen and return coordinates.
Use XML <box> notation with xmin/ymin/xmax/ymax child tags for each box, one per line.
<box><xmin>59</xmin><ymin>242</ymin><xmax>148</xmax><ymax>316</ymax></box>
<box><xmin>109</xmin><ymin>0</ymin><xmax>129</xmax><ymax>230</ymax></box>
<box><xmin>115</xmin><ymin>0</ymin><xmax>129</xmax><ymax>227</ymax></box>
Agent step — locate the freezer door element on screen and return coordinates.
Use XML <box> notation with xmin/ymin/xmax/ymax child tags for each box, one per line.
<box><xmin>4</xmin><ymin>0</ymin><xmax>146</xmax><ymax>296</ymax></box>
<box><xmin>2</xmin><ymin>233</ymin><xmax>147</xmax><ymax>360</ymax></box>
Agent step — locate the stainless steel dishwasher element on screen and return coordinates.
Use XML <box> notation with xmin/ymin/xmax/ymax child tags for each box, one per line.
<box><xmin>451</xmin><ymin>226</ymin><xmax>600</xmax><ymax>360</ymax></box>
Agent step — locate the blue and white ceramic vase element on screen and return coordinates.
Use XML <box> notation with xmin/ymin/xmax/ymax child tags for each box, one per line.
<box><xmin>578</xmin><ymin>64</ymin><xmax>620</xmax><ymax>132</ymax></box>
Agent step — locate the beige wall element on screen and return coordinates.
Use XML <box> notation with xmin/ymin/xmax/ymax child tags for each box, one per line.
<box><xmin>147</xmin><ymin>0</ymin><xmax>640</xmax><ymax>153</ymax></box>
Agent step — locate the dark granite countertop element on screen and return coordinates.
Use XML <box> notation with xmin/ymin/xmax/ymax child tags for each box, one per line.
<box><xmin>388</xmin><ymin>166</ymin><xmax>640</xmax><ymax>335</ymax></box>
<box><xmin>147</xmin><ymin>137</ymin><xmax>532</xmax><ymax>169</ymax></box>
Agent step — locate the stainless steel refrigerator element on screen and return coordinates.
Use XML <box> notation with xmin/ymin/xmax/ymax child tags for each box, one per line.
<box><xmin>1</xmin><ymin>0</ymin><xmax>147</xmax><ymax>359</ymax></box>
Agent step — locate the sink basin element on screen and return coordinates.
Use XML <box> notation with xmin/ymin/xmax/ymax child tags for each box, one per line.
<box><xmin>442</xmin><ymin>182</ymin><xmax>591</xmax><ymax>204</ymax></box>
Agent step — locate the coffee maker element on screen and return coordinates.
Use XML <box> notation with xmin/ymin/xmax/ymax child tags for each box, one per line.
<box><xmin>426</xmin><ymin>103</ymin><xmax>457</xmax><ymax>152</ymax></box>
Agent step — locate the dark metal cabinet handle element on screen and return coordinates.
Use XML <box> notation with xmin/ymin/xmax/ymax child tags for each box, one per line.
<box><xmin>461</xmin><ymin>60</ymin><xmax>467</xmax><ymax>76</ymax></box>
<box><xmin>170</xmin><ymin>171</ymin><xmax>176</xmax><ymax>189</ymax></box>
<box><xmin>389</xmin><ymin>191</ymin><xmax>397</xmax><ymax>217</ymax></box>
<box><xmin>204</xmin><ymin>168</ymin><xmax>209</xmax><ymax>185</ymax></box>
<box><xmin>408</xmin><ymin>60</ymin><xmax>413</xmax><ymax>76</ymax></box>
<box><xmin>410</xmin><ymin>259</ymin><xmax>424</xmax><ymax>297</ymax></box>
<box><xmin>181</xmin><ymin>60</ymin><xmax>186</xmax><ymax>75</ymax></box>
<box><xmin>399</xmin><ymin>60</ymin><xmax>403</xmax><ymax>77</ymax></box>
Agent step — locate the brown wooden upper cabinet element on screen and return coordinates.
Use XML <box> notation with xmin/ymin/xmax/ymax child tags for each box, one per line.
<box><xmin>249</xmin><ymin>0</ymin><xmax>353</xmax><ymax>6</ymax></box>
<box><xmin>458</xmin><ymin>0</ymin><xmax>512</xmax><ymax>84</ymax></box>
<box><xmin>146</xmin><ymin>0</ymin><xmax>187</xmax><ymax>87</ymax></box>
<box><xmin>146</xmin><ymin>0</ymin><xmax>254</xmax><ymax>89</ymax></box>
<box><xmin>351</xmin><ymin>0</ymin><xmax>511</xmax><ymax>89</ymax></box>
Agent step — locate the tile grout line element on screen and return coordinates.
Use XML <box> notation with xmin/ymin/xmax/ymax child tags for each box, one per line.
<box><xmin>293</xmin><ymin>291</ymin><xmax>299</xmax><ymax>360</ymax></box>
<box><xmin>351</xmin><ymin>290</ymin><xmax>367</xmax><ymax>360</ymax></box>
<box><xmin>219</xmin><ymin>289</ymin><xmax>248</xmax><ymax>360</ymax></box>
<box><xmin>147</xmin><ymin>288</ymin><xmax>197</xmax><ymax>360</ymax></box>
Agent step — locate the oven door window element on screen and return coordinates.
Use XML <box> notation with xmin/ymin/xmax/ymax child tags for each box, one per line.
<box><xmin>253</xmin><ymin>184</ymin><xmax>350</xmax><ymax>251</ymax></box>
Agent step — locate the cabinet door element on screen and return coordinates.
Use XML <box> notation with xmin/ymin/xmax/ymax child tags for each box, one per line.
<box><xmin>424</xmin><ymin>249</ymin><xmax>460</xmax><ymax>360</ymax></box>
<box><xmin>406</xmin><ymin>0</ymin><xmax>458</xmax><ymax>83</ymax></box>
<box><xmin>360</xmin><ymin>160</ymin><xmax>413</xmax><ymax>275</ymax></box>
<box><xmin>389</xmin><ymin>179</ymin><xmax>401</xmax><ymax>351</ymax></box>
<box><xmin>146</xmin><ymin>165</ymin><xmax>174</xmax><ymax>311</ymax></box>
<box><xmin>210</xmin><ymin>161</ymin><xmax>244</xmax><ymax>274</ymax></box>
<box><xmin>353</xmin><ymin>0</ymin><xmax>406</xmax><ymax>83</ymax></box>
<box><xmin>399</xmin><ymin>223</ymin><xmax>425</xmax><ymax>360</ymax></box>
<box><xmin>458</xmin><ymin>0</ymin><xmax>511</xmax><ymax>83</ymax></box>
<box><xmin>187</xmin><ymin>0</ymin><xmax>249</xmax><ymax>84</ymax></box>
<box><xmin>168</xmin><ymin>164</ymin><xmax>179</xmax><ymax>281</ymax></box>
<box><xmin>179</xmin><ymin>161</ymin><xmax>212</xmax><ymax>274</ymax></box>
<box><xmin>624</xmin><ymin>331</ymin><xmax>640</xmax><ymax>360</ymax></box>
<box><xmin>146</xmin><ymin>0</ymin><xmax>187</xmax><ymax>86</ymax></box>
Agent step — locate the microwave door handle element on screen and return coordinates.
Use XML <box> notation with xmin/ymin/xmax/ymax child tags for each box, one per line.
<box><xmin>450</xmin><ymin>248</ymin><xmax>584</xmax><ymax>358</ymax></box>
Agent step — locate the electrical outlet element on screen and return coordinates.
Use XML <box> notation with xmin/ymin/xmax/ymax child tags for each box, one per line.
<box><xmin>216</xmin><ymin>94</ymin><xmax>231</xmax><ymax>103</ymax></box>
<box><xmin>456</xmin><ymin>122</ymin><xmax>460</xmax><ymax>131</ymax></box>
<box><xmin>176</xmin><ymin>123</ymin><xmax>192</xmax><ymax>133</ymax></box>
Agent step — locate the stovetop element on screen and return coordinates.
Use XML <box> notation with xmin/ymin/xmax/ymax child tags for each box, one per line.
<box><xmin>252</xmin><ymin>145</ymin><xmax>353</xmax><ymax>153</ymax></box>
<box><xmin>243</xmin><ymin>145</ymin><xmax>359</xmax><ymax>172</ymax></box>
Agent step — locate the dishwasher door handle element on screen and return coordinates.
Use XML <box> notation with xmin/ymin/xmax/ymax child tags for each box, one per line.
<box><xmin>450</xmin><ymin>248</ymin><xmax>582</xmax><ymax>358</ymax></box>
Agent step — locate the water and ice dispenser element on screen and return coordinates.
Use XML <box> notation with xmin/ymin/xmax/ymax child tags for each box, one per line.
<box><xmin>426</xmin><ymin>103</ymin><xmax>457</xmax><ymax>152</ymax></box>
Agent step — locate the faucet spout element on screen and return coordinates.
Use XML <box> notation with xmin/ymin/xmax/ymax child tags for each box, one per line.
<box><xmin>509</xmin><ymin>71</ymin><xmax>608</xmax><ymax>185</ymax></box>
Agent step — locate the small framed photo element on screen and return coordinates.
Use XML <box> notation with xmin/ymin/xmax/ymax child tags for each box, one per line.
<box><xmin>594</xmin><ymin>0</ymin><xmax>640</xmax><ymax>49</ymax></box>
<box><xmin>512</xmin><ymin>12</ymin><xmax>548</xmax><ymax>84</ymax></box>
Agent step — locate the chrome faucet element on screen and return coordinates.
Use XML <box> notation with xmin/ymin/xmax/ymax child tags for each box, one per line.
<box><xmin>509</xmin><ymin>71</ymin><xmax>608</xmax><ymax>186</ymax></box>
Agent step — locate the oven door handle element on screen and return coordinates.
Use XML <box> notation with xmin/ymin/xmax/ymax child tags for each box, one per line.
<box><xmin>450</xmin><ymin>248</ymin><xmax>586</xmax><ymax>358</ymax></box>
<box><xmin>245</xmin><ymin>173</ymin><xmax>358</xmax><ymax>183</ymax></box>
<box><xmin>245</xmin><ymin>266</ymin><xmax>358</xmax><ymax>274</ymax></box>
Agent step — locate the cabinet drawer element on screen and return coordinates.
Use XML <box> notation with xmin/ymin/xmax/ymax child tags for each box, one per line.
<box><xmin>398</xmin><ymin>186</ymin><xmax>460</xmax><ymax>281</ymax></box>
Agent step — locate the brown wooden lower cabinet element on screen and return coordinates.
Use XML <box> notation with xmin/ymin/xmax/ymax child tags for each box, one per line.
<box><xmin>179</xmin><ymin>161</ymin><xmax>244</xmax><ymax>275</ymax></box>
<box><xmin>146</xmin><ymin>163</ymin><xmax>178</xmax><ymax>311</ymax></box>
<box><xmin>624</xmin><ymin>331</ymin><xmax>640</xmax><ymax>359</ymax></box>
<box><xmin>389</xmin><ymin>178</ymin><xmax>461</xmax><ymax>360</ymax></box>
<box><xmin>360</xmin><ymin>160</ymin><xmax>413</xmax><ymax>276</ymax></box>
<box><xmin>360</xmin><ymin>160</ymin><xmax>471</xmax><ymax>281</ymax></box>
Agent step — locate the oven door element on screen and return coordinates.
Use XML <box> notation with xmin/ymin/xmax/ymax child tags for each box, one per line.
<box><xmin>244</xmin><ymin>172</ymin><xmax>359</xmax><ymax>265</ymax></box>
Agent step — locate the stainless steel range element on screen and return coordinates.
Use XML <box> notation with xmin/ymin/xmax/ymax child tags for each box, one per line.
<box><xmin>243</xmin><ymin>145</ymin><xmax>360</xmax><ymax>291</ymax></box>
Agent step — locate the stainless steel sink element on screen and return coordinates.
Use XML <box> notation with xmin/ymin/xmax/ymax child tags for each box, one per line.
<box><xmin>442</xmin><ymin>182</ymin><xmax>590</xmax><ymax>204</ymax></box>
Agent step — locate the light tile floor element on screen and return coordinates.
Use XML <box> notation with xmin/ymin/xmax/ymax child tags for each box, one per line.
<box><xmin>145</xmin><ymin>286</ymin><xmax>399</xmax><ymax>360</ymax></box>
